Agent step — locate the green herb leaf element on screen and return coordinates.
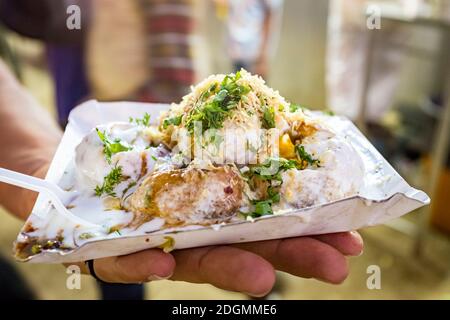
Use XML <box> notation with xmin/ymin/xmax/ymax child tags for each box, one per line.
<box><xmin>267</xmin><ymin>186</ymin><xmax>281</xmax><ymax>203</ymax></box>
<box><xmin>243</xmin><ymin>158</ymin><xmax>299</xmax><ymax>218</ymax></box>
<box><xmin>215</xmin><ymin>89</ymin><xmax>228</xmax><ymax>102</ymax></box>
<box><xmin>129</xmin><ymin>112</ymin><xmax>151</xmax><ymax>126</ymax></box>
<box><xmin>94</xmin><ymin>165</ymin><xmax>124</xmax><ymax>197</ymax></box>
<box><xmin>243</xmin><ymin>153</ymin><xmax>317</xmax><ymax>219</ymax></box>
<box><xmin>162</xmin><ymin>115</ymin><xmax>183</xmax><ymax>129</ymax></box>
<box><xmin>186</xmin><ymin>100</ymin><xmax>230</xmax><ymax>133</ymax></box>
<box><xmin>185</xmin><ymin>71</ymin><xmax>250</xmax><ymax>133</ymax></box>
<box><xmin>96</xmin><ymin>129</ymin><xmax>131</xmax><ymax>163</ymax></box>
<box><xmin>295</xmin><ymin>145</ymin><xmax>320</xmax><ymax>167</ymax></box>
<box><xmin>262</xmin><ymin>105</ymin><xmax>276</xmax><ymax>129</ymax></box>
<box><xmin>253</xmin><ymin>200</ymin><xmax>273</xmax><ymax>217</ymax></box>
<box><xmin>198</xmin><ymin>83</ymin><xmax>218</xmax><ymax>101</ymax></box>
<box><xmin>248</xmin><ymin>157</ymin><xmax>299</xmax><ymax>181</ymax></box>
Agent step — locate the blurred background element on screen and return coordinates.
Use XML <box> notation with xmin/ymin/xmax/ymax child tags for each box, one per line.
<box><xmin>0</xmin><ymin>0</ymin><xmax>449</xmax><ymax>299</ymax></box>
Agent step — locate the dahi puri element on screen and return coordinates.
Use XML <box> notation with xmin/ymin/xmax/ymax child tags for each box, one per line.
<box><xmin>15</xmin><ymin>70</ymin><xmax>376</xmax><ymax>261</ymax></box>
<box><xmin>75</xmin><ymin>70</ymin><xmax>364</xmax><ymax>227</ymax></box>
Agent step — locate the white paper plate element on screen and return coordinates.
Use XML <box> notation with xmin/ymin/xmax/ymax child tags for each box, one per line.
<box><xmin>14</xmin><ymin>100</ymin><xmax>430</xmax><ymax>263</ymax></box>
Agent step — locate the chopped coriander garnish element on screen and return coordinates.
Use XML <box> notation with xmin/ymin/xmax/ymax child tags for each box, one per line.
<box><xmin>295</xmin><ymin>145</ymin><xmax>320</xmax><ymax>167</ymax></box>
<box><xmin>262</xmin><ymin>105</ymin><xmax>276</xmax><ymax>129</ymax></box>
<box><xmin>243</xmin><ymin>152</ymin><xmax>318</xmax><ymax>219</ymax></box>
<box><xmin>246</xmin><ymin>157</ymin><xmax>299</xmax><ymax>181</ymax></box>
<box><xmin>186</xmin><ymin>102</ymin><xmax>230</xmax><ymax>133</ymax></box>
<box><xmin>162</xmin><ymin>115</ymin><xmax>183</xmax><ymax>129</ymax></box>
<box><xmin>96</xmin><ymin>129</ymin><xmax>131</xmax><ymax>163</ymax></box>
<box><xmin>185</xmin><ymin>71</ymin><xmax>250</xmax><ymax>133</ymax></box>
<box><xmin>252</xmin><ymin>200</ymin><xmax>273</xmax><ymax>217</ymax></box>
<box><xmin>94</xmin><ymin>165</ymin><xmax>124</xmax><ymax>197</ymax></box>
<box><xmin>243</xmin><ymin>158</ymin><xmax>301</xmax><ymax>218</ymax></box>
<box><xmin>198</xmin><ymin>83</ymin><xmax>218</xmax><ymax>101</ymax></box>
<box><xmin>267</xmin><ymin>186</ymin><xmax>281</xmax><ymax>203</ymax></box>
<box><xmin>323</xmin><ymin>109</ymin><xmax>335</xmax><ymax>116</ymax></box>
<box><xmin>246</xmin><ymin>189</ymin><xmax>281</xmax><ymax>218</ymax></box>
<box><xmin>129</xmin><ymin>112</ymin><xmax>151</xmax><ymax>126</ymax></box>
<box><xmin>151</xmin><ymin>155</ymin><xmax>157</xmax><ymax>161</ymax></box>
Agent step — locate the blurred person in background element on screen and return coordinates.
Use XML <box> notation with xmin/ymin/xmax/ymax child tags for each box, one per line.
<box><xmin>215</xmin><ymin>0</ymin><xmax>284</xmax><ymax>78</ymax></box>
<box><xmin>0</xmin><ymin>0</ymin><xmax>206</xmax><ymax>127</ymax></box>
<box><xmin>86</xmin><ymin>0</ymin><xmax>207</xmax><ymax>108</ymax></box>
<box><xmin>0</xmin><ymin>58</ymin><xmax>364</xmax><ymax>299</ymax></box>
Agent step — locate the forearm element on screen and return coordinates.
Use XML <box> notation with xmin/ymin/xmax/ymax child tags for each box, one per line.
<box><xmin>0</xmin><ymin>61</ymin><xmax>62</xmax><ymax>219</ymax></box>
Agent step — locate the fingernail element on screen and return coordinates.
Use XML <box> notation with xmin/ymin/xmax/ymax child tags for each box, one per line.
<box><xmin>243</xmin><ymin>290</ymin><xmax>271</xmax><ymax>298</ymax></box>
<box><xmin>350</xmin><ymin>231</ymin><xmax>364</xmax><ymax>256</ymax></box>
<box><xmin>147</xmin><ymin>273</ymin><xmax>172</xmax><ymax>281</ymax></box>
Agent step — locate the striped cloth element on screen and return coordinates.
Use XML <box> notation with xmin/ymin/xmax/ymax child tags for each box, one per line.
<box><xmin>136</xmin><ymin>0</ymin><xmax>196</xmax><ymax>103</ymax></box>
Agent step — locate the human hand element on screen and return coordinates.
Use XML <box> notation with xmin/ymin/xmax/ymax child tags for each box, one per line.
<box><xmin>78</xmin><ymin>231</ymin><xmax>363</xmax><ymax>297</ymax></box>
<box><xmin>0</xmin><ymin>60</ymin><xmax>364</xmax><ymax>296</ymax></box>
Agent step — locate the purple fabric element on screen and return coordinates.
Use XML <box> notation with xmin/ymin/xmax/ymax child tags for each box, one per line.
<box><xmin>46</xmin><ymin>45</ymin><xmax>89</xmax><ymax>126</ymax></box>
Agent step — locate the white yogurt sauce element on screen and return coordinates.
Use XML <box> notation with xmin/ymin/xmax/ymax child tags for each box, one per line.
<box><xmin>22</xmin><ymin>113</ymin><xmax>367</xmax><ymax>253</ymax></box>
<box><xmin>275</xmin><ymin>121</ymin><xmax>365</xmax><ymax>210</ymax></box>
<box><xmin>26</xmin><ymin>122</ymin><xmax>175</xmax><ymax>248</ymax></box>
